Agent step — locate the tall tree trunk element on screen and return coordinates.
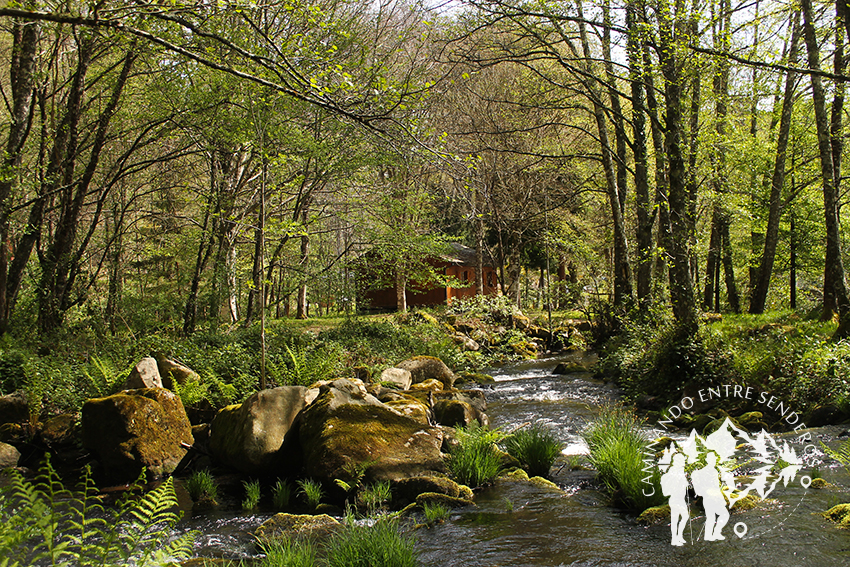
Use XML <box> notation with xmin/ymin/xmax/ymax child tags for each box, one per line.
<box><xmin>655</xmin><ymin>0</ymin><xmax>698</xmax><ymax>334</ymax></box>
<box><xmin>749</xmin><ymin>12</ymin><xmax>801</xmax><ymax>314</ymax></box>
<box><xmin>801</xmin><ymin>0</ymin><xmax>850</xmax><ymax>338</ymax></box>
<box><xmin>105</xmin><ymin>201</ymin><xmax>123</xmax><ymax>335</ymax></box>
<box><xmin>703</xmin><ymin>210</ymin><xmax>721</xmax><ymax>311</ymax></box>
<box><xmin>296</xmin><ymin>205</ymin><xmax>310</xmax><ymax>319</ymax></box>
<box><xmin>0</xmin><ymin>17</ymin><xmax>37</xmax><ymax>334</ymax></box>
<box><xmin>627</xmin><ymin>0</ymin><xmax>655</xmax><ymax>305</ymax></box>
<box><xmin>602</xmin><ymin>0</ymin><xmax>629</xmax><ymax>215</ymax></box>
<box><xmin>719</xmin><ymin>213</ymin><xmax>740</xmax><ymax>313</ymax></box>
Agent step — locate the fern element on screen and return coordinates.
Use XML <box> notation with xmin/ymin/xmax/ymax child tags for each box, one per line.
<box><xmin>822</xmin><ymin>439</ymin><xmax>850</xmax><ymax>479</ymax></box>
<box><xmin>0</xmin><ymin>456</ymin><xmax>196</xmax><ymax>567</ymax></box>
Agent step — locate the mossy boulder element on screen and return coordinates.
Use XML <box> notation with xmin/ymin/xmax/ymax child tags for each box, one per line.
<box><xmin>636</xmin><ymin>504</ymin><xmax>670</xmax><ymax>525</ymax></box>
<box><xmin>154</xmin><ymin>355</ymin><xmax>200</xmax><ymax>390</ymax></box>
<box><xmin>0</xmin><ymin>392</ymin><xmax>29</xmax><ymax>426</ymax></box>
<box><xmin>396</xmin><ymin>356</ymin><xmax>456</xmax><ymax>389</ymax></box>
<box><xmin>0</xmin><ymin>441</ymin><xmax>20</xmax><ymax>468</ymax></box>
<box><xmin>529</xmin><ymin>476</ymin><xmax>561</xmax><ymax>491</ymax></box>
<box><xmin>823</xmin><ymin>503</ymin><xmax>850</xmax><ymax>528</ymax></box>
<box><xmin>208</xmin><ymin>386</ymin><xmax>307</xmax><ymax>475</ymax></box>
<box><xmin>432</xmin><ymin>399</ymin><xmax>475</xmax><ymax>428</ymax></box>
<box><xmin>553</xmin><ymin>362</ymin><xmax>586</xmax><ymax>375</ymax></box>
<box><xmin>38</xmin><ymin>414</ymin><xmax>79</xmax><ymax>448</ymax></box>
<box><xmin>255</xmin><ymin>513</ymin><xmax>340</xmax><ymax>544</ymax></box>
<box><xmin>730</xmin><ymin>494</ymin><xmax>761</xmax><ymax>511</ymax></box>
<box><xmin>81</xmin><ymin>388</ymin><xmax>192</xmax><ymax>482</ymax></box>
<box><xmin>120</xmin><ymin>357</ymin><xmax>163</xmax><ymax>390</ymax></box>
<box><xmin>500</xmin><ymin>468</ymin><xmax>529</xmax><ymax>481</ymax></box>
<box><xmin>415</xmin><ymin>492</ymin><xmax>474</xmax><ymax>508</ymax></box>
<box><xmin>379</xmin><ymin>368</ymin><xmax>412</xmax><ymax>391</ymax></box>
<box><xmin>297</xmin><ymin>387</ymin><xmax>445</xmax><ymax>485</ymax></box>
<box><xmin>811</xmin><ymin>478</ymin><xmax>835</xmax><ymax>489</ymax></box>
<box><xmin>409</xmin><ymin>379</ymin><xmax>444</xmax><ymax>391</ymax></box>
<box><xmin>383</xmin><ymin>396</ymin><xmax>431</xmax><ymax>425</ymax></box>
<box><xmin>392</xmin><ymin>475</ymin><xmax>463</xmax><ymax>505</ymax></box>
<box><xmin>736</xmin><ymin>411</ymin><xmax>763</xmax><ymax>428</ymax></box>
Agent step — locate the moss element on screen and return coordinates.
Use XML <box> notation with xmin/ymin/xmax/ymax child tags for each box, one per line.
<box><xmin>433</xmin><ymin>399</ymin><xmax>474</xmax><ymax>428</ymax></box>
<box><xmin>499</xmin><ymin>468</ymin><xmax>530</xmax><ymax>481</ymax></box>
<box><xmin>255</xmin><ymin>513</ymin><xmax>340</xmax><ymax>544</ymax></box>
<box><xmin>409</xmin><ymin>379</ymin><xmax>444</xmax><ymax>391</ymax></box>
<box><xmin>529</xmin><ymin>476</ymin><xmax>561</xmax><ymax>491</ymax></box>
<box><xmin>393</xmin><ymin>476</ymin><xmax>462</xmax><ymax>504</ymax></box>
<box><xmin>811</xmin><ymin>478</ymin><xmax>835</xmax><ymax>489</ymax></box>
<box><xmin>415</xmin><ymin>492</ymin><xmax>475</xmax><ymax>508</ymax></box>
<box><xmin>730</xmin><ymin>493</ymin><xmax>761</xmax><ymax>511</ymax></box>
<box><xmin>636</xmin><ymin>504</ymin><xmax>670</xmax><ymax>525</ymax></box>
<box><xmin>457</xmin><ymin>484</ymin><xmax>474</xmax><ymax>500</ymax></box>
<box><xmin>823</xmin><ymin>503</ymin><xmax>850</xmax><ymax>528</ymax></box>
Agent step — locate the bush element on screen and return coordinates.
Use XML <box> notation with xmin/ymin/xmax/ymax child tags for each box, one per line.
<box><xmin>0</xmin><ymin>457</ymin><xmax>195</xmax><ymax>567</ymax></box>
<box><xmin>324</xmin><ymin>518</ymin><xmax>418</xmax><ymax>567</ymax></box>
<box><xmin>581</xmin><ymin>405</ymin><xmax>663</xmax><ymax>512</ymax></box>
<box><xmin>448</xmin><ymin>423</ymin><xmax>507</xmax><ymax>487</ymax></box>
<box><xmin>504</xmin><ymin>423</ymin><xmax>563</xmax><ymax>478</ymax></box>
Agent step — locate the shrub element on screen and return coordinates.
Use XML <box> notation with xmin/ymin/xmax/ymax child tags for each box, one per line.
<box><xmin>0</xmin><ymin>457</ymin><xmax>195</xmax><ymax>567</ymax></box>
<box><xmin>186</xmin><ymin>470</ymin><xmax>218</xmax><ymax>505</ymax></box>
<box><xmin>581</xmin><ymin>405</ymin><xmax>664</xmax><ymax>512</ymax></box>
<box><xmin>324</xmin><ymin>518</ymin><xmax>418</xmax><ymax>567</ymax></box>
<box><xmin>448</xmin><ymin>423</ymin><xmax>507</xmax><ymax>487</ymax></box>
<box><xmin>297</xmin><ymin>478</ymin><xmax>324</xmax><ymax>510</ymax></box>
<box><xmin>503</xmin><ymin>423</ymin><xmax>563</xmax><ymax>478</ymax></box>
<box><xmin>242</xmin><ymin>479</ymin><xmax>261</xmax><ymax>510</ymax></box>
<box><xmin>272</xmin><ymin>479</ymin><xmax>292</xmax><ymax>510</ymax></box>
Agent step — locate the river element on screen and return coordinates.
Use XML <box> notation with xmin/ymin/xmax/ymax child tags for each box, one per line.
<box><xmin>179</xmin><ymin>355</ymin><xmax>850</xmax><ymax>567</ymax></box>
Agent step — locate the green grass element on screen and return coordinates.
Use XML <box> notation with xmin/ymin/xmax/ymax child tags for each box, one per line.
<box><xmin>448</xmin><ymin>423</ymin><xmax>507</xmax><ymax>487</ymax></box>
<box><xmin>581</xmin><ymin>405</ymin><xmax>664</xmax><ymax>512</ymax></box>
<box><xmin>272</xmin><ymin>479</ymin><xmax>292</xmax><ymax>510</ymax></box>
<box><xmin>297</xmin><ymin>478</ymin><xmax>325</xmax><ymax>510</ymax></box>
<box><xmin>242</xmin><ymin>479</ymin><xmax>261</xmax><ymax>510</ymax></box>
<box><xmin>186</xmin><ymin>469</ymin><xmax>218</xmax><ymax>504</ymax></box>
<box><xmin>260</xmin><ymin>537</ymin><xmax>318</xmax><ymax>567</ymax></box>
<box><xmin>503</xmin><ymin>423</ymin><xmax>563</xmax><ymax>478</ymax></box>
<box><xmin>358</xmin><ymin>481</ymin><xmax>392</xmax><ymax>512</ymax></box>
<box><xmin>422</xmin><ymin>501</ymin><xmax>451</xmax><ymax>523</ymax></box>
<box><xmin>324</xmin><ymin>518</ymin><xmax>418</xmax><ymax>567</ymax></box>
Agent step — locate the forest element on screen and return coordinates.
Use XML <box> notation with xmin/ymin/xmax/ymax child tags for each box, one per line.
<box><xmin>3</xmin><ymin>1</ymin><xmax>850</xmax><ymax>565</ymax></box>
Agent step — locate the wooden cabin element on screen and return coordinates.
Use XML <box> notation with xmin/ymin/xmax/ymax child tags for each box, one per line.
<box><xmin>358</xmin><ymin>243</ymin><xmax>499</xmax><ymax>311</ymax></box>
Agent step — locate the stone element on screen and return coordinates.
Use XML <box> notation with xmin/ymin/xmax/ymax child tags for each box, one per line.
<box><xmin>553</xmin><ymin>362</ymin><xmax>586</xmax><ymax>375</ymax></box>
<box><xmin>823</xmin><ymin>503</ymin><xmax>850</xmax><ymax>527</ymax></box>
<box><xmin>396</xmin><ymin>356</ymin><xmax>456</xmax><ymax>389</ymax></box>
<box><xmin>636</xmin><ymin>504</ymin><xmax>670</xmax><ymax>525</ymax></box>
<box><xmin>415</xmin><ymin>492</ymin><xmax>475</xmax><ymax>508</ymax></box>
<box><xmin>121</xmin><ymin>357</ymin><xmax>163</xmax><ymax>390</ymax></box>
<box><xmin>810</xmin><ymin>478</ymin><xmax>835</xmax><ymax>489</ymax></box>
<box><xmin>81</xmin><ymin>388</ymin><xmax>192</xmax><ymax>482</ymax></box>
<box><xmin>384</xmin><ymin>397</ymin><xmax>431</xmax><ymax>425</ymax></box>
<box><xmin>0</xmin><ymin>440</ymin><xmax>20</xmax><ymax>467</ymax></box>
<box><xmin>379</xmin><ymin>368</ymin><xmax>412</xmax><ymax>391</ymax></box>
<box><xmin>0</xmin><ymin>391</ymin><xmax>29</xmax><ymax>426</ymax></box>
<box><xmin>208</xmin><ymin>386</ymin><xmax>308</xmax><ymax>475</ymax></box>
<box><xmin>38</xmin><ymin>414</ymin><xmax>79</xmax><ymax>447</ymax></box>
<box><xmin>432</xmin><ymin>399</ymin><xmax>475</xmax><ymax>428</ymax></box>
<box><xmin>409</xmin><ymin>379</ymin><xmax>444</xmax><ymax>391</ymax></box>
<box><xmin>452</xmin><ymin>334</ymin><xmax>480</xmax><ymax>352</ymax></box>
<box><xmin>153</xmin><ymin>355</ymin><xmax>199</xmax><ymax>390</ymax></box>
<box><xmin>512</xmin><ymin>313</ymin><xmax>531</xmax><ymax>330</ymax></box>
<box><xmin>297</xmin><ymin>386</ymin><xmax>445</xmax><ymax>485</ymax></box>
<box><xmin>255</xmin><ymin>513</ymin><xmax>340</xmax><ymax>544</ymax></box>
<box><xmin>392</xmin><ymin>476</ymin><xmax>463</xmax><ymax>505</ymax></box>
<box><xmin>529</xmin><ymin>476</ymin><xmax>561</xmax><ymax>491</ymax></box>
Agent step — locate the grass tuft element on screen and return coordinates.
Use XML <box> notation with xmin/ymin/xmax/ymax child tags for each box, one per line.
<box><xmin>448</xmin><ymin>423</ymin><xmax>507</xmax><ymax>487</ymax></box>
<box><xmin>186</xmin><ymin>469</ymin><xmax>218</xmax><ymax>504</ymax></box>
<box><xmin>504</xmin><ymin>423</ymin><xmax>563</xmax><ymax>478</ymax></box>
<box><xmin>242</xmin><ymin>479</ymin><xmax>261</xmax><ymax>510</ymax></box>
<box><xmin>324</xmin><ymin>518</ymin><xmax>418</xmax><ymax>567</ymax></box>
<box><xmin>297</xmin><ymin>478</ymin><xmax>325</xmax><ymax>510</ymax></box>
<box><xmin>272</xmin><ymin>479</ymin><xmax>292</xmax><ymax>510</ymax></box>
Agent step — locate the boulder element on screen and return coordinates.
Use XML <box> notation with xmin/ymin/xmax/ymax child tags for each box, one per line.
<box><xmin>395</xmin><ymin>356</ymin><xmax>456</xmax><ymax>389</ymax></box>
<box><xmin>384</xmin><ymin>397</ymin><xmax>431</xmax><ymax>425</ymax></box>
<box><xmin>452</xmin><ymin>334</ymin><xmax>480</xmax><ymax>352</ymax></box>
<box><xmin>208</xmin><ymin>386</ymin><xmax>308</xmax><ymax>475</ymax></box>
<box><xmin>553</xmin><ymin>362</ymin><xmax>586</xmax><ymax>375</ymax></box>
<box><xmin>305</xmin><ymin>378</ymin><xmax>376</xmax><ymax>408</ymax></box>
<box><xmin>406</xmin><ymin>389</ymin><xmax>489</xmax><ymax>428</ymax></box>
<box><xmin>512</xmin><ymin>313</ymin><xmax>531</xmax><ymax>330</ymax></box>
<box><xmin>0</xmin><ymin>440</ymin><xmax>20</xmax><ymax>468</ymax></box>
<box><xmin>409</xmin><ymin>379</ymin><xmax>444</xmax><ymax>391</ymax></box>
<box><xmin>379</xmin><ymin>368</ymin><xmax>412</xmax><ymax>391</ymax></box>
<box><xmin>432</xmin><ymin>399</ymin><xmax>475</xmax><ymax>428</ymax></box>
<box><xmin>415</xmin><ymin>492</ymin><xmax>474</xmax><ymax>508</ymax></box>
<box><xmin>0</xmin><ymin>392</ymin><xmax>29</xmax><ymax>426</ymax></box>
<box><xmin>392</xmin><ymin>475</ymin><xmax>463</xmax><ymax>505</ymax></box>
<box><xmin>121</xmin><ymin>357</ymin><xmax>163</xmax><ymax>390</ymax></box>
<box><xmin>297</xmin><ymin>386</ymin><xmax>445</xmax><ymax>485</ymax></box>
<box><xmin>154</xmin><ymin>355</ymin><xmax>198</xmax><ymax>390</ymax></box>
<box><xmin>38</xmin><ymin>414</ymin><xmax>79</xmax><ymax>448</ymax></box>
<box><xmin>255</xmin><ymin>513</ymin><xmax>340</xmax><ymax>544</ymax></box>
<box><xmin>81</xmin><ymin>388</ymin><xmax>192</xmax><ymax>481</ymax></box>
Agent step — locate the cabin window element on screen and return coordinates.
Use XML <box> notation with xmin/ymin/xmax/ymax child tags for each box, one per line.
<box><xmin>462</xmin><ymin>270</ymin><xmax>469</xmax><ymax>284</ymax></box>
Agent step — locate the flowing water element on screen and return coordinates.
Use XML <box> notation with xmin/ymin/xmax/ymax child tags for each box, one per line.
<box><xmin>178</xmin><ymin>354</ymin><xmax>850</xmax><ymax>566</ymax></box>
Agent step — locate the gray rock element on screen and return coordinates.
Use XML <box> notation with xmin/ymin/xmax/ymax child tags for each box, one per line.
<box><xmin>379</xmin><ymin>367</ymin><xmax>412</xmax><ymax>390</ymax></box>
<box><xmin>396</xmin><ymin>356</ymin><xmax>456</xmax><ymax>389</ymax></box>
<box><xmin>154</xmin><ymin>355</ymin><xmax>198</xmax><ymax>389</ymax></box>
<box><xmin>0</xmin><ymin>441</ymin><xmax>20</xmax><ymax>467</ymax></box>
<box><xmin>0</xmin><ymin>391</ymin><xmax>29</xmax><ymax>426</ymax></box>
<box><xmin>209</xmin><ymin>386</ymin><xmax>308</xmax><ymax>474</ymax></box>
<box><xmin>121</xmin><ymin>357</ymin><xmax>163</xmax><ymax>390</ymax></box>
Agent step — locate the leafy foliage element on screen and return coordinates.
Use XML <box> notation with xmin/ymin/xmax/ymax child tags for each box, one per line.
<box><xmin>0</xmin><ymin>457</ymin><xmax>195</xmax><ymax>567</ymax></box>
